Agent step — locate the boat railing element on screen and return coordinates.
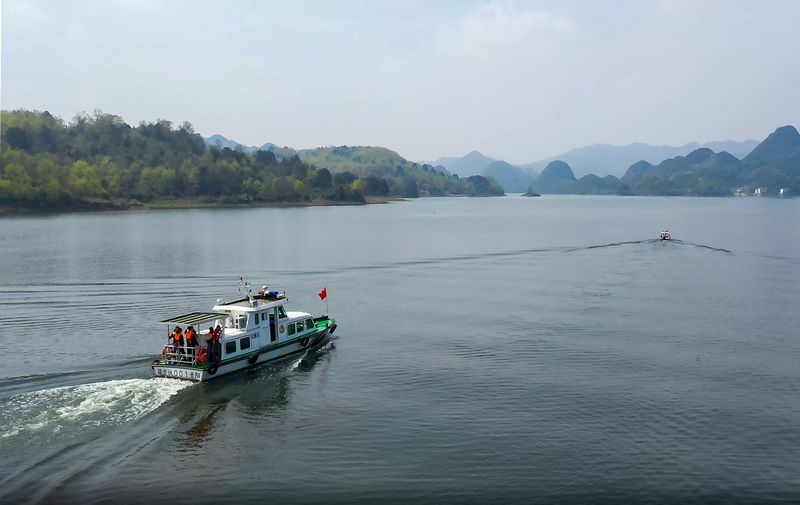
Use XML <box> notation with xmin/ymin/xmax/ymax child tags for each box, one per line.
<box><xmin>160</xmin><ymin>345</ymin><xmax>204</xmax><ymax>366</ymax></box>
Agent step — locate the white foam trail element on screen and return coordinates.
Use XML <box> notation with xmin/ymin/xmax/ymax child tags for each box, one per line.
<box><xmin>0</xmin><ymin>378</ymin><xmax>191</xmax><ymax>439</ymax></box>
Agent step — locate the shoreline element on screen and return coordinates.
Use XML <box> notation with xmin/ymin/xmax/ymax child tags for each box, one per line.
<box><xmin>4</xmin><ymin>193</ymin><xmax>788</xmax><ymax>217</ymax></box>
<box><xmin>0</xmin><ymin>195</ymin><xmax>405</xmax><ymax>217</ymax></box>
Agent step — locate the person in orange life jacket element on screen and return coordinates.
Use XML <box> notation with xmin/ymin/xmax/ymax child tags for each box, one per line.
<box><xmin>212</xmin><ymin>324</ymin><xmax>223</xmax><ymax>363</ymax></box>
<box><xmin>206</xmin><ymin>327</ymin><xmax>216</xmax><ymax>363</ymax></box>
<box><xmin>185</xmin><ymin>326</ymin><xmax>198</xmax><ymax>356</ymax></box>
<box><xmin>171</xmin><ymin>326</ymin><xmax>184</xmax><ymax>355</ymax></box>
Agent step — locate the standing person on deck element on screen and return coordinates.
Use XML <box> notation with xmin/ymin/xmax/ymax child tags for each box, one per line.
<box><xmin>206</xmin><ymin>327</ymin><xmax>216</xmax><ymax>363</ymax></box>
<box><xmin>171</xmin><ymin>326</ymin><xmax>184</xmax><ymax>356</ymax></box>
<box><xmin>185</xmin><ymin>326</ymin><xmax>198</xmax><ymax>356</ymax></box>
<box><xmin>212</xmin><ymin>324</ymin><xmax>223</xmax><ymax>363</ymax></box>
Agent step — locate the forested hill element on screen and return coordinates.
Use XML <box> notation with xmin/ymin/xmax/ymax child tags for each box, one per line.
<box><xmin>296</xmin><ymin>146</ymin><xmax>499</xmax><ymax>196</ymax></box>
<box><xmin>0</xmin><ymin>110</ymin><xmax>503</xmax><ymax>210</ymax></box>
<box><xmin>299</xmin><ymin>145</ymin><xmax>414</xmax><ymax>174</ymax></box>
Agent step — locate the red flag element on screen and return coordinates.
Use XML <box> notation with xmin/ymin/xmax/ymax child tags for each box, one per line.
<box><xmin>318</xmin><ymin>287</ymin><xmax>327</xmax><ymax>300</ymax></box>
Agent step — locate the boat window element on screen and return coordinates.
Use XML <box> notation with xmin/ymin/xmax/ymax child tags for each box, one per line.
<box><xmin>254</xmin><ymin>313</ymin><xmax>259</xmax><ymax>325</ymax></box>
<box><xmin>278</xmin><ymin>307</ymin><xmax>287</xmax><ymax>319</ymax></box>
<box><xmin>235</xmin><ymin>314</ymin><xmax>247</xmax><ymax>329</ymax></box>
<box><xmin>225</xmin><ymin>340</ymin><xmax>237</xmax><ymax>355</ymax></box>
<box><xmin>288</xmin><ymin>323</ymin><xmax>296</xmax><ymax>335</ymax></box>
<box><xmin>240</xmin><ymin>337</ymin><xmax>251</xmax><ymax>350</ymax></box>
<box><xmin>306</xmin><ymin>318</ymin><xmax>314</xmax><ymax>330</ymax></box>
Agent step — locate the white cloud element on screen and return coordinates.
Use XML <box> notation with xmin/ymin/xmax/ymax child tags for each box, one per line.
<box><xmin>6</xmin><ymin>0</ymin><xmax>46</xmax><ymax>21</ymax></box>
<box><xmin>435</xmin><ymin>0</ymin><xmax>574</xmax><ymax>62</ymax></box>
<box><xmin>106</xmin><ymin>0</ymin><xmax>162</xmax><ymax>11</ymax></box>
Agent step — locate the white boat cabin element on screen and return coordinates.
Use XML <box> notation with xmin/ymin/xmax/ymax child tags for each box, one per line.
<box><xmin>210</xmin><ymin>292</ymin><xmax>320</xmax><ymax>360</ymax></box>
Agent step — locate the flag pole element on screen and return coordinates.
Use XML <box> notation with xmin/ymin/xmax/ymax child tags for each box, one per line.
<box><xmin>319</xmin><ymin>286</ymin><xmax>329</xmax><ymax>315</ymax></box>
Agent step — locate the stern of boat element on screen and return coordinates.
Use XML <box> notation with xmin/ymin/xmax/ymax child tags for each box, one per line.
<box><xmin>152</xmin><ymin>362</ymin><xmax>207</xmax><ymax>382</ymax></box>
<box><xmin>151</xmin><ymin>345</ymin><xmax>211</xmax><ymax>382</ymax></box>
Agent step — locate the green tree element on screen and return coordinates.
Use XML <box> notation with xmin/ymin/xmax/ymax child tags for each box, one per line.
<box><xmin>314</xmin><ymin>168</ymin><xmax>332</xmax><ymax>189</ymax></box>
<box><xmin>0</xmin><ymin>163</ymin><xmax>34</xmax><ymax>201</ymax></box>
<box><xmin>68</xmin><ymin>160</ymin><xmax>105</xmax><ymax>199</ymax></box>
<box><xmin>358</xmin><ymin>175</ymin><xmax>389</xmax><ymax>195</ymax></box>
<box><xmin>4</xmin><ymin>127</ymin><xmax>29</xmax><ymax>150</ymax></box>
<box><xmin>136</xmin><ymin>166</ymin><xmax>176</xmax><ymax>200</ymax></box>
<box><xmin>333</xmin><ymin>171</ymin><xmax>356</xmax><ymax>186</ymax></box>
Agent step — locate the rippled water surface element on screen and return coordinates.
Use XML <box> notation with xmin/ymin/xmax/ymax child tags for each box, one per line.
<box><xmin>1</xmin><ymin>196</ymin><xmax>799</xmax><ymax>504</ymax></box>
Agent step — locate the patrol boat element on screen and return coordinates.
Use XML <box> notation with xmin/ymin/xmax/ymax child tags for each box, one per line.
<box><xmin>152</xmin><ymin>284</ymin><xmax>336</xmax><ymax>382</ymax></box>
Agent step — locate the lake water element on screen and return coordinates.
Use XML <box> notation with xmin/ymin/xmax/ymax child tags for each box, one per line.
<box><xmin>1</xmin><ymin>196</ymin><xmax>799</xmax><ymax>504</ymax></box>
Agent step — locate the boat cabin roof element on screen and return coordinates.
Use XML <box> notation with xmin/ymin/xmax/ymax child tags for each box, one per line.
<box><xmin>160</xmin><ymin>311</ymin><xmax>225</xmax><ymax>325</ymax></box>
<box><xmin>212</xmin><ymin>294</ymin><xmax>287</xmax><ymax>313</ymax></box>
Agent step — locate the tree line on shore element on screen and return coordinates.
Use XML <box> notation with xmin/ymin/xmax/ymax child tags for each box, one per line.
<box><xmin>0</xmin><ymin>109</ymin><xmax>503</xmax><ymax>209</ymax></box>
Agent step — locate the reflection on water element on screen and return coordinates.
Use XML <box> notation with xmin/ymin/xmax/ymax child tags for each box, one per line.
<box><xmin>236</xmin><ymin>375</ymin><xmax>294</xmax><ymax>418</ymax></box>
<box><xmin>178</xmin><ymin>343</ymin><xmax>336</xmax><ymax>450</ymax></box>
<box><xmin>180</xmin><ymin>404</ymin><xmax>224</xmax><ymax>450</ymax></box>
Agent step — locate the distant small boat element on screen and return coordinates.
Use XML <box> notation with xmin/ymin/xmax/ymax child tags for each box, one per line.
<box><xmin>659</xmin><ymin>230</ymin><xmax>671</xmax><ymax>241</ymax></box>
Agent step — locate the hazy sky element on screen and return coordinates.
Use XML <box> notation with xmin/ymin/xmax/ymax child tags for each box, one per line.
<box><xmin>3</xmin><ymin>0</ymin><xmax>799</xmax><ymax>163</ymax></box>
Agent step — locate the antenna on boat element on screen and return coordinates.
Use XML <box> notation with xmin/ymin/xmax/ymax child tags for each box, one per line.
<box><xmin>238</xmin><ymin>276</ymin><xmax>253</xmax><ymax>299</ymax></box>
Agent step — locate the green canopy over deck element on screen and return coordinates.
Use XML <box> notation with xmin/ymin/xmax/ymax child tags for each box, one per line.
<box><xmin>160</xmin><ymin>312</ymin><xmax>226</xmax><ymax>326</ymax></box>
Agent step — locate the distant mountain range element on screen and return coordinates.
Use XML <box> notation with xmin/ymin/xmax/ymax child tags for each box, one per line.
<box><xmin>427</xmin><ymin>138</ymin><xmax>760</xmax><ymax>193</ymax></box>
<box><xmin>520</xmin><ymin>139</ymin><xmax>759</xmax><ymax>179</ymax></box>
<box><xmin>428</xmin><ymin>151</ymin><xmax>494</xmax><ymax>178</ymax></box>
<box><xmin>482</xmin><ymin>161</ymin><xmax>536</xmax><ymax>193</ymax></box>
<box><xmin>204</xmin><ymin>134</ymin><xmax>297</xmax><ymax>159</ymax></box>
<box><xmin>527</xmin><ymin>125</ymin><xmax>799</xmax><ymax>196</ymax></box>
<box><xmin>204</xmin><ymin>127</ymin><xmax>794</xmax><ymax>197</ymax></box>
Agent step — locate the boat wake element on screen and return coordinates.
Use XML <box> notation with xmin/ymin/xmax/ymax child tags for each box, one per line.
<box><xmin>670</xmin><ymin>239</ymin><xmax>732</xmax><ymax>254</ymax></box>
<box><xmin>0</xmin><ymin>378</ymin><xmax>192</xmax><ymax>440</ymax></box>
<box><xmin>282</xmin><ymin>238</ymin><xmax>734</xmax><ymax>276</ymax></box>
<box><xmin>577</xmin><ymin>238</ymin><xmax>732</xmax><ymax>254</ymax></box>
<box><xmin>578</xmin><ymin>239</ymin><xmax>654</xmax><ymax>251</ymax></box>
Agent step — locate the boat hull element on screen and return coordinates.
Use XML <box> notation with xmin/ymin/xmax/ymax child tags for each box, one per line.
<box><xmin>152</xmin><ymin>328</ymin><xmax>331</xmax><ymax>382</ymax></box>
